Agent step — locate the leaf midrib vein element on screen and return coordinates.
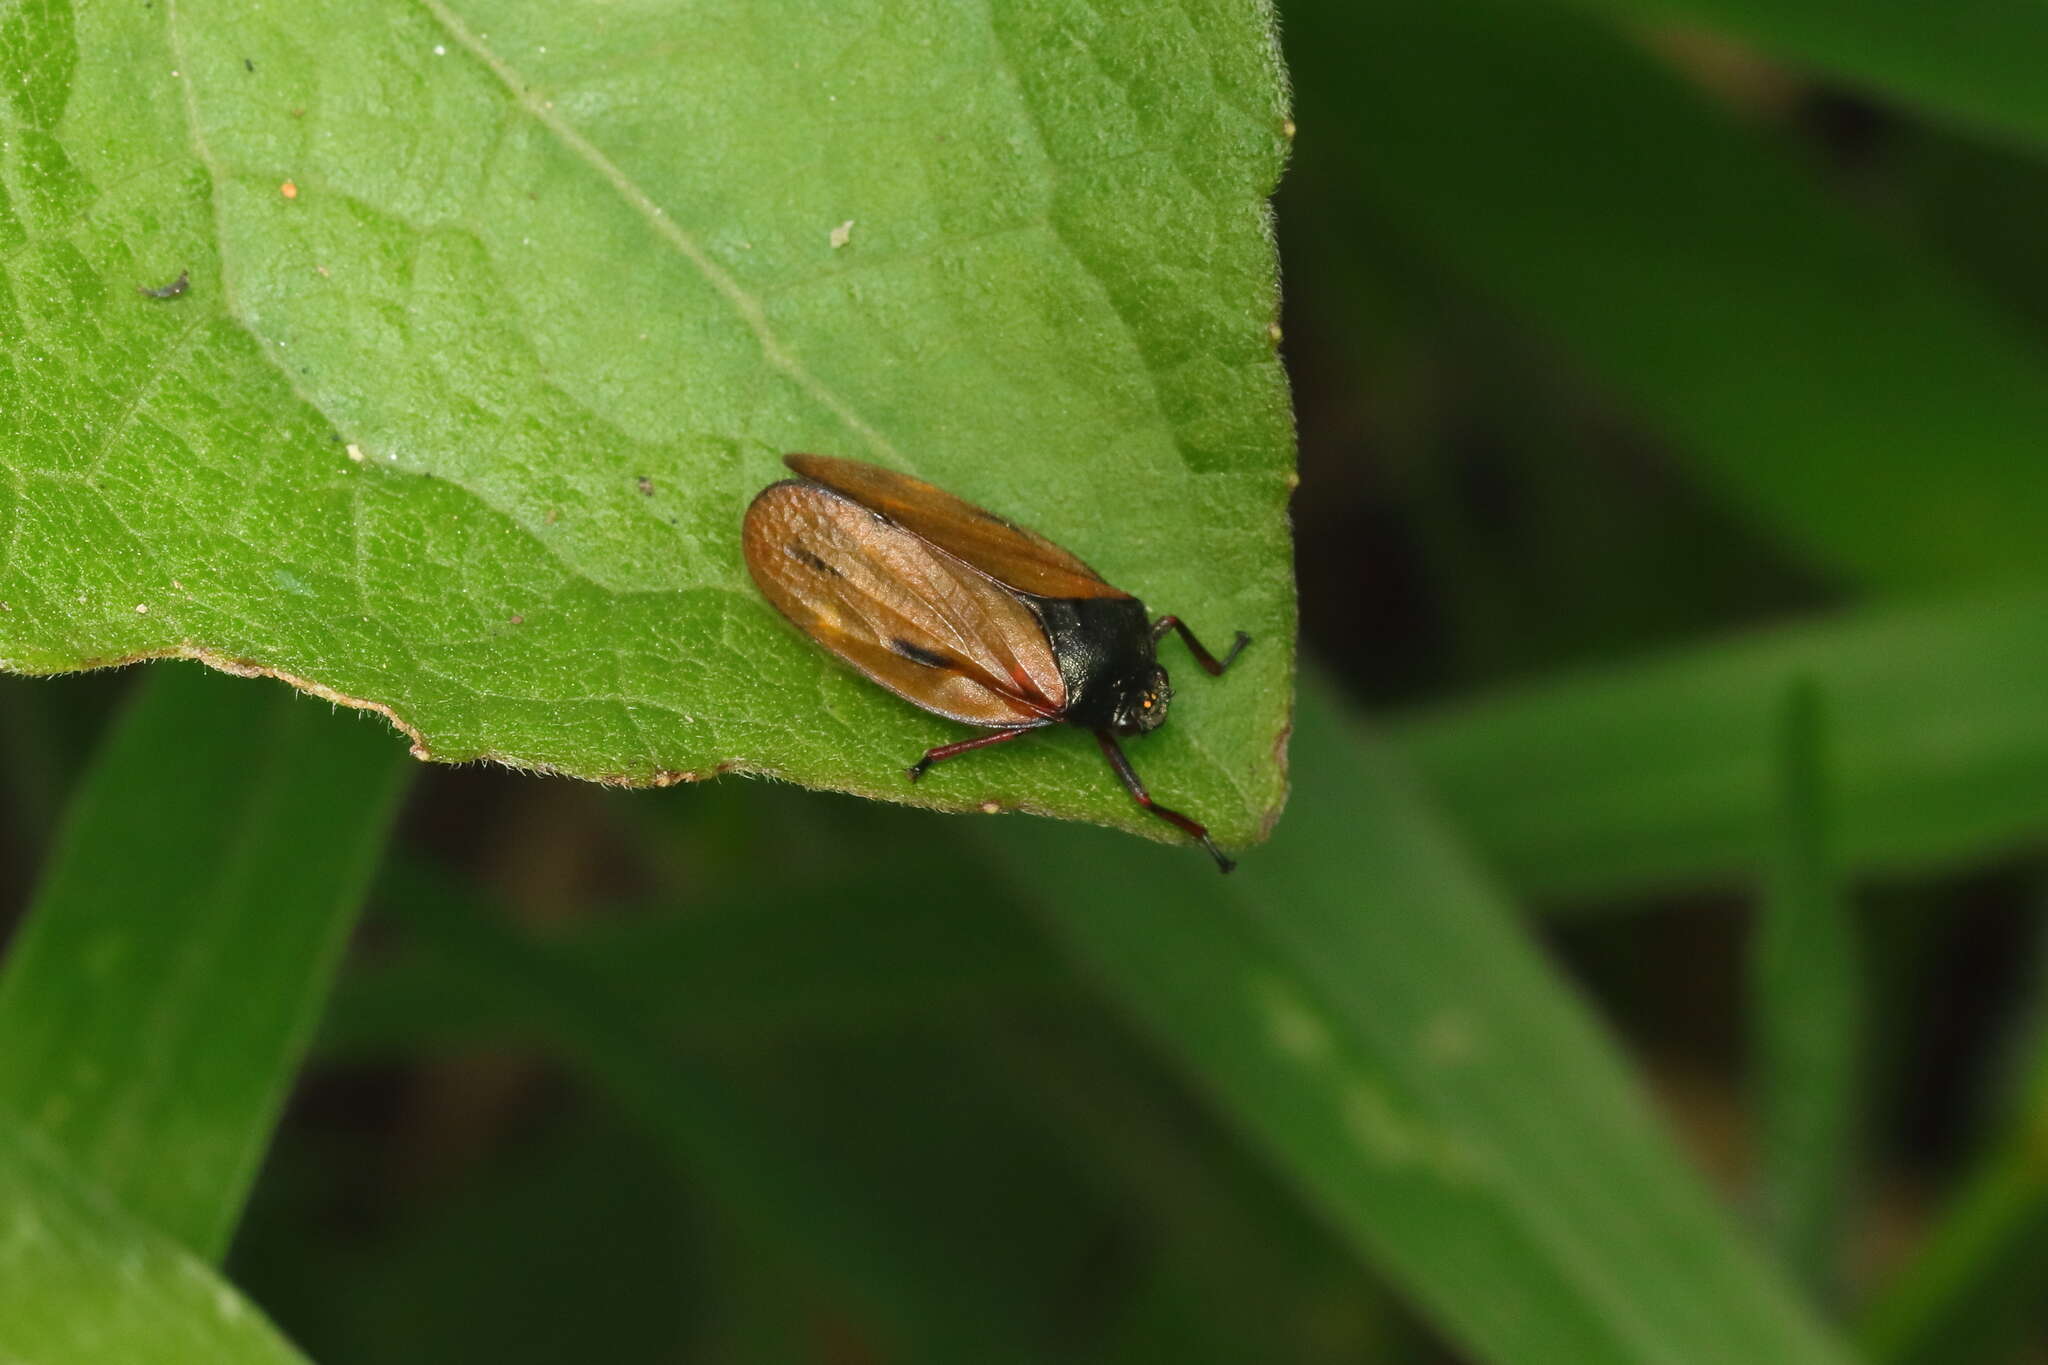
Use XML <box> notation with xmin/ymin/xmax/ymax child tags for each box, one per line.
<box><xmin>409</xmin><ymin>0</ymin><xmax>900</xmax><ymax>466</ymax></box>
<box><xmin>158</xmin><ymin>0</ymin><xmax>891</xmax><ymax>613</ymax></box>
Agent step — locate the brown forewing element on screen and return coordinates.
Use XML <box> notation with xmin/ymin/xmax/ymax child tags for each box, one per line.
<box><xmin>783</xmin><ymin>454</ymin><xmax>1130</xmax><ymax>601</ymax></box>
<box><xmin>743</xmin><ymin>480</ymin><xmax>1068</xmax><ymax>728</ymax></box>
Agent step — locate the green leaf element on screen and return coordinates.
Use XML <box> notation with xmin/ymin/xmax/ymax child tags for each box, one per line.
<box><xmin>0</xmin><ymin>663</ymin><xmax>411</xmax><ymax>1260</ymax></box>
<box><xmin>1861</xmin><ymin>903</ymin><xmax>2048</xmax><ymax>1365</ymax></box>
<box><xmin>985</xmin><ymin>680</ymin><xmax>1853</xmax><ymax>1365</ymax></box>
<box><xmin>1750</xmin><ymin>678</ymin><xmax>1861</xmax><ymax>1302</ymax></box>
<box><xmin>0</xmin><ymin>1110</ymin><xmax>310</xmax><ymax>1365</ymax></box>
<box><xmin>0</xmin><ymin>0</ymin><xmax>1296</xmax><ymax>848</ymax></box>
<box><xmin>1391</xmin><ymin>592</ymin><xmax>2048</xmax><ymax>906</ymax></box>
<box><xmin>1555</xmin><ymin>0</ymin><xmax>2048</xmax><ymax>155</ymax></box>
<box><xmin>1285</xmin><ymin>0</ymin><xmax>2048</xmax><ymax>591</ymax></box>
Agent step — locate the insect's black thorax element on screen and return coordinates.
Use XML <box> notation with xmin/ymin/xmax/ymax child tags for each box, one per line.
<box><xmin>1028</xmin><ymin>595</ymin><xmax>1155</xmax><ymax>729</ymax></box>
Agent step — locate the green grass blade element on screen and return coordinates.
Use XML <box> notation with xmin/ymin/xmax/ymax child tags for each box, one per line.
<box><xmin>1751</xmin><ymin>678</ymin><xmax>1860</xmax><ymax>1301</ymax></box>
<box><xmin>1285</xmin><ymin>0</ymin><xmax>2048</xmax><ymax>591</ymax></box>
<box><xmin>1557</xmin><ymin>0</ymin><xmax>2048</xmax><ymax>155</ymax></box>
<box><xmin>0</xmin><ymin>663</ymin><xmax>412</xmax><ymax>1260</ymax></box>
<box><xmin>1861</xmin><ymin>1122</ymin><xmax>2048</xmax><ymax>1365</ymax></box>
<box><xmin>985</xmin><ymin>680</ymin><xmax>1852</xmax><ymax>1365</ymax></box>
<box><xmin>0</xmin><ymin>1109</ymin><xmax>310</xmax><ymax>1365</ymax></box>
<box><xmin>1860</xmin><ymin>905</ymin><xmax>2048</xmax><ymax>1365</ymax></box>
<box><xmin>1390</xmin><ymin>592</ymin><xmax>2048</xmax><ymax>905</ymax></box>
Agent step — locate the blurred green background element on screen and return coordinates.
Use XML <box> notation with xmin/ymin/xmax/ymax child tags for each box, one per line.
<box><xmin>7</xmin><ymin>0</ymin><xmax>2048</xmax><ymax>1362</ymax></box>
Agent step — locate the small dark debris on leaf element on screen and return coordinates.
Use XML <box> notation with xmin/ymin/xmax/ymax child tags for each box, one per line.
<box><xmin>244</xmin><ymin>57</ymin><xmax>254</xmax><ymax>72</ymax></box>
<box><xmin>138</xmin><ymin>270</ymin><xmax>190</xmax><ymax>299</ymax></box>
<box><xmin>637</xmin><ymin>476</ymin><xmax>655</xmax><ymax>496</ymax></box>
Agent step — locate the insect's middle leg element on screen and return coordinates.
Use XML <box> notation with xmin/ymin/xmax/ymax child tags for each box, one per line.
<box><xmin>906</xmin><ymin>724</ymin><xmax>1049</xmax><ymax>782</ymax></box>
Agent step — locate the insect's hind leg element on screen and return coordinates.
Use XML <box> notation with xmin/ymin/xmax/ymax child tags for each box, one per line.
<box><xmin>1093</xmin><ymin>730</ymin><xmax>1235</xmax><ymax>873</ymax></box>
<box><xmin>1150</xmin><ymin>616</ymin><xmax>1251</xmax><ymax>677</ymax></box>
<box><xmin>905</xmin><ymin>724</ymin><xmax>1048</xmax><ymax>782</ymax></box>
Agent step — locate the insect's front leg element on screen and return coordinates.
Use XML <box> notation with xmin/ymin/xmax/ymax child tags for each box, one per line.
<box><xmin>1093</xmin><ymin>730</ymin><xmax>1235</xmax><ymax>873</ymax></box>
<box><xmin>1149</xmin><ymin>616</ymin><xmax>1251</xmax><ymax>677</ymax></box>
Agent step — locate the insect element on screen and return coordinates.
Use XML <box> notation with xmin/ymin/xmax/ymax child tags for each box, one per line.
<box><xmin>137</xmin><ymin>270</ymin><xmax>190</xmax><ymax>300</ymax></box>
<box><xmin>743</xmin><ymin>454</ymin><xmax>1250</xmax><ymax>871</ymax></box>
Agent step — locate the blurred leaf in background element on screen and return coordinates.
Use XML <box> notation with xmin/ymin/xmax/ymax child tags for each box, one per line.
<box><xmin>0</xmin><ymin>1113</ymin><xmax>312</xmax><ymax>1365</ymax></box>
<box><xmin>0</xmin><ymin>666</ymin><xmax>409</xmax><ymax>1259</ymax></box>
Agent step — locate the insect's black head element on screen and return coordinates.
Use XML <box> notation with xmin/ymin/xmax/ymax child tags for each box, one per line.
<box><xmin>1112</xmin><ymin>664</ymin><xmax>1172</xmax><ymax>736</ymax></box>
